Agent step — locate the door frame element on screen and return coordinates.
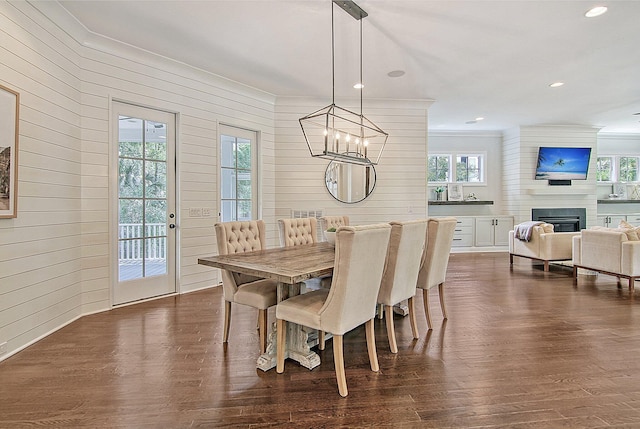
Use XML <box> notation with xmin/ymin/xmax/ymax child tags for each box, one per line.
<box><xmin>109</xmin><ymin>99</ymin><xmax>179</xmax><ymax>306</ymax></box>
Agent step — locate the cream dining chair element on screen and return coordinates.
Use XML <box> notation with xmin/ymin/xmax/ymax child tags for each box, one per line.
<box><xmin>416</xmin><ymin>217</ymin><xmax>457</xmax><ymax>330</ymax></box>
<box><xmin>319</xmin><ymin>215</ymin><xmax>350</xmax><ymax>241</ymax></box>
<box><xmin>277</xmin><ymin>217</ymin><xmax>325</xmax><ymax>292</ymax></box>
<box><xmin>277</xmin><ymin>217</ymin><xmax>318</xmax><ymax>247</ymax></box>
<box><xmin>214</xmin><ymin>220</ymin><xmax>278</xmax><ymax>353</ymax></box>
<box><xmin>377</xmin><ymin>220</ymin><xmax>428</xmax><ymax>353</ymax></box>
<box><xmin>276</xmin><ymin>223</ymin><xmax>392</xmax><ymax>397</ymax></box>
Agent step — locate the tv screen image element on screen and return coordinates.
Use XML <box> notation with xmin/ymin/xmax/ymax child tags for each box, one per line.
<box><xmin>535</xmin><ymin>147</ymin><xmax>592</xmax><ymax>180</ymax></box>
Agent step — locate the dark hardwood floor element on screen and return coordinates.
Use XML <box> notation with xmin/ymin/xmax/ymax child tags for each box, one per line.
<box><xmin>3</xmin><ymin>252</ymin><xmax>640</xmax><ymax>428</ymax></box>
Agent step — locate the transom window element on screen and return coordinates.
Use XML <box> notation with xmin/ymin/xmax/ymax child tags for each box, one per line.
<box><xmin>428</xmin><ymin>152</ymin><xmax>485</xmax><ymax>184</ymax></box>
<box><xmin>597</xmin><ymin>156</ymin><xmax>640</xmax><ymax>182</ymax></box>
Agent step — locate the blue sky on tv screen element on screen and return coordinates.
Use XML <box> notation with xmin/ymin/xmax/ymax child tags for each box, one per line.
<box><xmin>536</xmin><ymin>147</ymin><xmax>591</xmax><ymax>173</ymax></box>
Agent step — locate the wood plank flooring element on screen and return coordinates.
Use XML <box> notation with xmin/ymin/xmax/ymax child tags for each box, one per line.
<box><xmin>3</xmin><ymin>252</ymin><xmax>640</xmax><ymax>428</ymax></box>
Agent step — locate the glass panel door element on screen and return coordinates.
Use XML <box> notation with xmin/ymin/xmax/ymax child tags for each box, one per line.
<box><xmin>112</xmin><ymin>102</ymin><xmax>176</xmax><ymax>305</ymax></box>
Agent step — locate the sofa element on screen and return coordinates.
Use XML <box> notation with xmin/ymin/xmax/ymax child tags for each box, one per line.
<box><xmin>509</xmin><ymin>223</ymin><xmax>579</xmax><ymax>271</ymax></box>
<box><xmin>572</xmin><ymin>225</ymin><xmax>640</xmax><ymax>290</ymax></box>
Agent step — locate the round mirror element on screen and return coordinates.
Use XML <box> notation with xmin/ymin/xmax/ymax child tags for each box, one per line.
<box><xmin>325</xmin><ymin>157</ymin><xmax>376</xmax><ymax>204</ymax></box>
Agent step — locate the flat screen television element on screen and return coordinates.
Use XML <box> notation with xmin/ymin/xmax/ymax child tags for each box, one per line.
<box><xmin>535</xmin><ymin>147</ymin><xmax>591</xmax><ymax>180</ymax></box>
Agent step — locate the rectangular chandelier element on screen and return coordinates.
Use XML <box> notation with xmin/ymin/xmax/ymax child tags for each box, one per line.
<box><xmin>299</xmin><ymin>0</ymin><xmax>388</xmax><ymax>167</ymax></box>
<box><xmin>299</xmin><ymin>103</ymin><xmax>388</xmax><ymax>166</ymax></box>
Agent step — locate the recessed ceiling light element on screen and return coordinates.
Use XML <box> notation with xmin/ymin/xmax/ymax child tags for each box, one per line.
<box><xmin>465</xmin><ymin>120</ymin><xmax>477</xmax><ymax>125</ymax></box>
<box><xmin>633</xmin><ymin>112</ymin><xmax>640</xmax><ymax>116</ymax></box>
<box><xmin>549</xmin><ymin>82</ymin><xmax>565</xmax><ymax>88</ymax></box>
<box><xmin>475</xmin><ymin>117</ymin><xmax>485</xmax><ymax>121</ymax></box>
<box><xmin>353</xmin><ymin>82</ymin><xmax>364</xmax><ymax>89</ymax></box>
<box><xmin>585</xmin><ymin>6</ymin><xmax>608</xmax><ymax>18</ymax></box>
<box><xmin>387</xmin><ymin>70</ymin><xmax>405</xmax><ymax>78</ymax></box>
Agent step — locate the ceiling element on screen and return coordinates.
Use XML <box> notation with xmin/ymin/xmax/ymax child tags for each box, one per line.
<box><xmin>56</xmin><ymin>0</ymin><xmax>640</xmax><ymax>133</ymax></box>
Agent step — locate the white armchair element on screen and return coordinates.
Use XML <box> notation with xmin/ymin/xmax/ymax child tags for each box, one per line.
<box><xmin>509</xmin><ymin>223</ymin><xmax>578</xmax><ymax>271</ymax></box>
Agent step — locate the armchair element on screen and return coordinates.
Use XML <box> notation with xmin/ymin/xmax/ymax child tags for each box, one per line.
<box><xmin>509</xmin><ymin>223</ymin><xmax>578</xmax><ymax>271</ymax></box>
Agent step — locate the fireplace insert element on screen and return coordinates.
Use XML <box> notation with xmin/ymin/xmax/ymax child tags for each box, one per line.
<box><xmin>532</xmin><ymin>208</ymin><xmax>586</xmax><ymax>232</ymax></box>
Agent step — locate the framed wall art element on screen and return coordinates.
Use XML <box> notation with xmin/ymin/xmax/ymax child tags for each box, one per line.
<box><xmin>447</xmin><ymin>183</ymin><xmax>463</xmax><ymax>201</ymax></box>
<box><xmin>0</xmin><ymin>84</ymin><xmax>19</xmax><ymax>218</ymax></box>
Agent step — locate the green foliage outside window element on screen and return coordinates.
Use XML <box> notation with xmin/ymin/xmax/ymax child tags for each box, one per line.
<box><xmin>596</xmin><ymin>157</ymin><xmax>612</xmax><ymax>182</ymax></box>
<box><xmin>428</xmin><ymin>155</ymin><xmax>449</xmax><ymax>182</ymax></box>
<box><xmin>620</xmin><ymin>157</ymin><xmax>638</xmax><ymax>182</ymax></box>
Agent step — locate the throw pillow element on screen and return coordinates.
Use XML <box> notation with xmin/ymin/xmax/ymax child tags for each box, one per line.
<box><xmin>541</xmin><ymin>223</ymin><xmax>554</xmax><ymax>233</ymax></box>
<box><xmin>617</xmin><ymin>219</ymin><xmax>640</xmax><ymax>241</ymax></box>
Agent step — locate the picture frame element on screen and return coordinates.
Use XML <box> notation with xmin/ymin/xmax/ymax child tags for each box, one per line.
<box><xmin>447</xmin><ymin>183</ymin><xmax>463</xmax><ymax>201</ymax></box>
<box><xmin>0</xmin><ymin>84</ymin><xmax>19</xmax><ymax>218</ymax></box>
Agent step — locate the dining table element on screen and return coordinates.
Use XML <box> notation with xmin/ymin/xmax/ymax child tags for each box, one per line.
<box><xmin>198</xmin><ymin>241</ymin><xmax>335</xmax><ymax>371</ymax></box>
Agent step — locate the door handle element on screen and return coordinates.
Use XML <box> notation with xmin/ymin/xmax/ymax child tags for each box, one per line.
<box><xmin>169</xmin><ymin>224</ymin><xmax>176</xmax><ymax>229</ymax></box>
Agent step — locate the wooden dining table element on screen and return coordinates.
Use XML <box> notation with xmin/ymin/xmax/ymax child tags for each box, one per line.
<box><xmin>198</xmin><ymin>242</ymin><xmax>335</xmax><ymax>371</ymax></box>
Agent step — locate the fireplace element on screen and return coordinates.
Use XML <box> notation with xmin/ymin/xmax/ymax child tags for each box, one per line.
<box><xmin>532</xmin><ymin>208</ymin><xmax>586</xmax><ymax>232</ymax></box>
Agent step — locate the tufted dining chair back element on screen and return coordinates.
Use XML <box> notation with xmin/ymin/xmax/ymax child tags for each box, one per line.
<box><xmin>319</xmin><ymin>215</ymin><xmax>349</xmax><ymax>232</ymax></box>
<box><xmin>278</xmin><ymin>217</ymin><xmax>318</xmax><ymax>247</ymax></box>
<box><xmin>214</xmin><ymin>220</ymin><xmax>277</xmax><ymax>353</ymax></box>
<box><xmin>215</xmin><ymin>220</ymin><xmax>267</xmax><ymax>299</ymax></box>
<box><xmin>377</xmin><ymin>219</ymin><xmax>428</xmax><ymax>352</ymax></box>
<box><xmin>416</xmin><ymin>217</ymin><xmax>457</xmax><ymax>330</ymax></box>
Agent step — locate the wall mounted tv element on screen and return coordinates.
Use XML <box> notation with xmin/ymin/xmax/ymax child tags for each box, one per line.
<box><xmin>535</xmin><ymin>146</ymin><xmax>591</xmax><ymax>185</ymax></box>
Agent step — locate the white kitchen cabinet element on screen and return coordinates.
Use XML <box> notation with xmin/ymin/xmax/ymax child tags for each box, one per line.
<box><xmin>474</xmin><ymin>216</ymin><xmax>514</xmax><ymax>247</ymax></box>
<box><xmin>597</xmin><ymin>215</ymin><xmax>626</xmax><ymax>228</ymax></box>
<box><xmin>451</xmin><ymin>217</ymin><xmax>474</xmax><ymax>247</ymax></box>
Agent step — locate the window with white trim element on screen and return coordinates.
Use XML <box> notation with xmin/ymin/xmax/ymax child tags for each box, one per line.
<box><xmin>428</xmin><ymin>152</ymin><xmax>486</xmax><ymax>184</ymax></box>
<box><xmin>597</xmin><ymin>155</ymin><xmax>640</xmax><ymax>182</ymax></box>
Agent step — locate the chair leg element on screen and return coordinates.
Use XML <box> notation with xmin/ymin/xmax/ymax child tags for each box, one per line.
<box><xmin>422</xmin><ymin>288</ymin><xmax>433</xmax><ymax>330</ymax></box>
<box><xmin>223</xmin><ymin>301</ymin><xmax>232</xmax><ymax>343</ymax></box>
<box><xmin>438</xmin><ymin>282</ymin><xmax>448</xmax><ymax>320</ymax></box>
<box><xmin>258</xmin><ymin>309</ymin><xmax>267</xmax><ymax>354</ymax></box>
<box><xmin>365</xmin><ymin>319</ymin><xmax>379</xmax><ymax>372</ymax></box>
<box><xmin>318</xmin><ymin>330</ymin><xmax>325</xmax><ymax>350</ymax></box>
<box><xmin>377</xmin><ymin>303</ymin><xmax>384</xmax><ymax>319</ymax></box>
<box><xmin>408</xmin><ymin>296</ymin><xmax>419</xmax><ymax>339</ymax></box>
<box><xmin>333</xmin><ymin>334</ymin><xmax>348</xmax><ymax>397</ymax></box>
<box><xmin>384</xmin><ymin>305</ymin><xmax>398</xmax><ymax>353</ymax></box>
<box><xmin>276</xmin><ymin>319</ymin><xmax>286</xmax><ymax>373</ymax></box>
<box><xmin>544</xmin><ymin>261</ymin><xmax>550</xmax><ymax>272</ymax></box>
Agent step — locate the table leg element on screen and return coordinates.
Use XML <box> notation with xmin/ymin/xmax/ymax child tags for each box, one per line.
<box><xmin>257</xmin><ymin>282</ymin><xmax>322</xmax><ymax>371</ymax></box>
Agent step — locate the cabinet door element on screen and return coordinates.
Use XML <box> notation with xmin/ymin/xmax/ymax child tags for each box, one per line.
<box><xmin>596</xmin><ymin>216</ymin><xmax>609</xmax><ymax>227</ymax></box>
<box><xmin>474</xmin><ymin>218</ymin><xmax>495</xmax><ymax>246</ymax></box>
<box><xmin>598</xmin><ymin>215</ymin><xmax>627</xmax><ymax>227</ymax></box>
<box><xmin>493</xmin><ymin>217</ymin><xmax>514</xmax><ymax>246</ymax></box>
<box><xmin>610</xmin><ymin>215</ymin><xmax>626</xmax><ymax>227</ymax></box>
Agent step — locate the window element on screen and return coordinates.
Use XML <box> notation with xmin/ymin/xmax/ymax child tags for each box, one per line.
<box><xmin>596</xmin><ymin>156</ymin><xmax>612</xmax><ymax>182</ymax></box>
<box><xmin>220</xmin><ymin>126</ymin><xmax>257</xmax><ymax>222</ymax></box>
<box><xmin>427</xmin><ymin>155</ymin><xmax>450</xmax><ymax>182</ymax></box>
<box><xmin>428</xmin><ymin>152</ymin><xmax>485</xmax><ymax>183</ymax></box>
<box><xmin>620</xmin><ymin>156</ymin><xmax>639</xmax><ymax>182</ymax></box>
<box><xmin>597</xmin><ymin>155</ymin><xmax>640</xmax><ymax>183</ymax></box>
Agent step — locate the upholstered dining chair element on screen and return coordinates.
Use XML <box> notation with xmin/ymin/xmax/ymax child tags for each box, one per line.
<box><xmin>377</xmin><ymin>220</ymin><xmax>428</xmax><ymax>353</ymax></box>
<box><xmin>276</xmin><ymin>223</ymin><xmax>392</xmax><ymax>397</ymax></box>
<box><xmin>214</xmin><ymin>220</ymin><xmax>278</xmax><ymax>353</ymax></box>
<box><xmin>416</xmin><ymin>217</ymin><xmax>457</xmax><ymax>330</ymax></box>
<box><xmin>319</xmin><ymin>215</ymin><xmax>350</xmax><ymax>241</ymax></box>
<box><xmin>277</xmin><ymin>217</ymin><xmax>318</xmax><ymax>247</ymax></box>
<box><xmin>277</xmin><ymin>217</ymin><xmax>329</xmax><ymax>292</ymax></box>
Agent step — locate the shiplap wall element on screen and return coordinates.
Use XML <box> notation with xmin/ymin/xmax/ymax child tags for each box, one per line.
<box><xmin>503</xmin><ymin>125</ymin><xmax>599</xmax><ymax>226</ymax></box>
<box><xmin>0</xmin><ymin>0</ymin><xmax>277</xmax><ymax>360</ymax></box>
<box><xmin>274</xmin><ymin>97</ymin><xmax>431</xmax><ymax>238</ymax></box>
<box><xmin>0</xmin><ymin>1</ymin><xmax>83</xmax><ymax>359</ymax></box>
